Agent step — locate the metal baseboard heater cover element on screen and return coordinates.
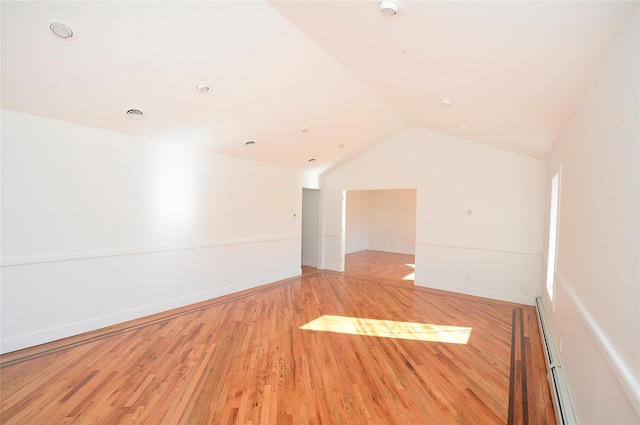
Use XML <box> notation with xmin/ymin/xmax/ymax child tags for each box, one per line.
<box><xmin>535</xmin><ymin>297</ymin><xmax>578</xmax><ymax>425</ymax></box>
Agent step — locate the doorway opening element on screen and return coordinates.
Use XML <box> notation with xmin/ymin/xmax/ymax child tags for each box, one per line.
<box><xmin>343</xmin><ymin>188</ymin><xmax>417</xmax><ymax>284</ymax></box>
<box><xmin>301</xmin><ymin>188</ymin><xmax>321</xmax><ymax>271</ymax></box>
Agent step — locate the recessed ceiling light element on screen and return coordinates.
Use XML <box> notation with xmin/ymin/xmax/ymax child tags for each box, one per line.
<box><xmin>245</xmin><ymin>140</ymin><xmax>256</xmax><ymax>147</ymax></box>
<box><xmin>308</xmin><ymin>158</ymin><xmax>316</xmax><ymax>162</ymax></box>
<box><xmin>380</xmin><ymin>0</ymin><xmax>399</xmax><ymax>15</ymax></box>
<box><xmin>338</xmin><ymin>143</ymin><xmax>345</xmax><ymax>148</ymax></box>
<box><xmin>301</xmin><ymin>126</ymin><xmax>309</xmax><ymax>133</ymax></box>
<box><xmin>49</xmin><ymin>22</ymin><xmax>73</xmax><ymax>39</ymax></box>
<box><xmin>459</xmin><ymin>125</ymin><xmax>468</xmax><ymax>131</ymax></box>
<box><xmin>441</xmin><ymin>98</ymin><xmax>453</xmax><ymax>105</ymax></box>
<box><xmin>195</xmin><ymin>83</ymin><xmax>210</xmax><ymax>93</ymax></box>
<box><xmin>124</xmin><ymin>108</ymin><xmax>144</xmax><ymax>119</ymax></box>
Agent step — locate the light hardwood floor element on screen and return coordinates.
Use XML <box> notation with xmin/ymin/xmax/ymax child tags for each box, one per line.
<box><xmin>1</xmin><ymin>252</ymin><xmax>555</xmax><ymax>424</ymax></box>
<box><xmin>345</xmin><ymin>250</ymin><xmax>416</xmax><ymax>285</ymax></box>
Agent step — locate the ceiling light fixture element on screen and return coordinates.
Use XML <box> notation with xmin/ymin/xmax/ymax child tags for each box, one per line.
<box><xmin>245</xmin><ymin>140</ymin><xmax>256</xmax><ymax>147</ymax></box>
<box><xmin>301</xmin><ymin>126</ymin><xmax>309</xmax><ymax>133</ymax></box>
<box><xmin>459</xmin><ymin>125</ymin><xmax>468</xmax><ymax>131</ymax></box>
<box><xmin>380</xmin><ymin>0</ymin><xmax>399</xmax><ymax>15</ymax></box>
<box><xmin>441</xmin><ymin>98</ymin><xmax>453</xmax><ymax>105</ymax></box>
<box><xmin>195</xmin><ymin>83</ymin><xmax>210</xmax><ymax>93</ymax></box>
<box><xmin>338</xmin><ymin>143</ymin><xmax>345</xmax><ymax>148</ymax></box>
<box><xmin>49</xmin><ymin>22</ymin><xmax>74</xmax><ymax>39</ymax></box>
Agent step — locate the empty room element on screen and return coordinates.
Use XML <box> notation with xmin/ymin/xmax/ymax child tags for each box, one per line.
<box><xmin>1</xmin><ymin>1</ymin><xmax>638</xmax><ymax>424</ymax></box>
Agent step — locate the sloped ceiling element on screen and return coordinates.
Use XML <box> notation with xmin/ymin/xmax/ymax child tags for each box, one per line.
<box><xmin>1</xmin><ymin>1</ymin><xmax>634</xmax><ymax>172</ymax></box>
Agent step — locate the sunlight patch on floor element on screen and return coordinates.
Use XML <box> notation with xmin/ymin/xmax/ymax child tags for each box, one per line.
<box><xmin>300</xmin><ymin>315</ymin><xmax>471</xmax><ymax>344</ymax></box>
<box><xmin>403</xmin><ymin>263</ymin><xmax>415</xmax><ymax>281</ymax></box>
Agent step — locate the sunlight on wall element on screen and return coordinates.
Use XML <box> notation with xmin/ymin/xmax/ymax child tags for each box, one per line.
<box><xmin>300</xmin><ymin>315</ymin><xmax>471</xmax><ymax>344</ymax></box>
<box><xmin>149</xmin><ymin>143</ymin><xmax>203</xmax><ymax>238</ymax></box>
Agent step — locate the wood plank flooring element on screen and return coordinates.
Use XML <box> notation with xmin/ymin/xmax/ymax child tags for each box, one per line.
<box><xmin>345</xmin><ymin>250</ymin><xmax>416</xmax><ymax>285</ymax></box>
<box><xmin>0</xmin><ymin>255</ymin><xmax>555</xmax><ymax>424</ymax></box>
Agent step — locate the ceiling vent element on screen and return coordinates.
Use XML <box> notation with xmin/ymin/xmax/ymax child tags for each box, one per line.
<box><xmin>125</xmin><ymin>108</ymin><xmax>144</xmax><ymax>119</ymax></box>
<box><xmin>49</xmin><ymin>22</ymin><xmax>74</xmax><ymax>39</ymax></box>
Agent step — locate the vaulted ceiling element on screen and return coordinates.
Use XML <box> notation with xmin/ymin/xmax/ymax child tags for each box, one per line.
<box><xmin>1</xmin><ymin>1</ymin><xmax>634</xmax><ymax>173</ymax></box>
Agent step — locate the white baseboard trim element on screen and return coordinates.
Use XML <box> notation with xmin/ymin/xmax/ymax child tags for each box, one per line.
<box><xmin>415</xmin><ymin>278</ymin><xmax>535</xmax><ymax>306</ymax></box>
<box><xmin>0</xmin><ymin>268</ymin><xmax>301</xmax><ymax>355</ymax></box>
<box><xmin>321</xmin><ymin>262</ymin><xmax>342</xmax><ymax>272</ymax></box>
<box><xmin>345</xmin><ymin>245</ymin><xmax>368</xmax><ymax>255</ymax></box>
<box><xmin>556</xmin><ymin>273</ymin><xmax>640</xmax><ymax>417</ymax></box>
<box><xmin>301</xmin><ymin>259</ymin><xmax>320</xmax><ymax>268</ymax></box>
<box><xmin>365</xmin><ymin>246</ymin><xmax>415</xmax><ymax>255</ymax></box>
<box><xmin>1</xmin><ymin>235</ymin><xmax>301</xmax><ymax>267</ymax></box>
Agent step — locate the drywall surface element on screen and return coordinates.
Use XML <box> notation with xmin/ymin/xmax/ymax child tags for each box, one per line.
<box><xmin>301</xmin><ymin>188</ymin><xmax>320</xmax><ymax>267</ymax></box>
<box><xmin>1</xmin><ymin>111</ymin><xmax>306</xmax><ymax>353</ymax></box>
<box><xmin>542</xmin><ymin>8</ymin><xmax>639</xmax><ymax>423</ymax></box>
<box><xmin>366</xmin><ymin>189</ymin><xmax>416</xmax><ymax>254</ymax></box>
<box><xmin>321</xmin><ymin>126</ymin><xmax>545</xmax><ymax>305</ymax></box>
<box><xmin>345</xmin><ymin>190</ymin><xmax>369</xmax><ymax>254</ymax></box>
<box><xmin>346</xmin><ymin>189</ymin><xmax>416</xmax><ymax>255</ymax></box>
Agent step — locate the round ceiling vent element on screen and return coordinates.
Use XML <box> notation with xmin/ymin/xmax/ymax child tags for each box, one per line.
<box><xmin>49</xmin><ymin>22</ymin><xmax>74</xmax><ymax>39</ymax></box>
<box><xmin>125</xmin><ymin>108</ymin><xmax>144</xmax><ymax>119</ymax></box>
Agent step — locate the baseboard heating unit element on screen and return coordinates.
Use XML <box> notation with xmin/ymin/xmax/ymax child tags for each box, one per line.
<box><xmin>535</xmin><ymin>297</ymin><xmax>578</xmax><ymax>425</ymax></box>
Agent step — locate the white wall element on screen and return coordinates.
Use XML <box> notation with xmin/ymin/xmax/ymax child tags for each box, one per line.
<box><xmin>345</xmin><ymin>190</ymin><xmax>369</xmax><ymax>254</ymax></box>
<box><xmin>301</xmin><ymin>188</ymin><xmax>320</xmax><ymax>267</ymax></box>
<box><xmin>542</xmin><ymin>8</ymin><xmax>639</xmax><ymax>424</ymax></box>
<box><xmin>1</xmin><ymin>110</ymin><xmax>309</xmax><ymax>354</ymax></box>
<box><xmin>345</xmin><ymin>189</ymin><xmax>416</xmax><ymax>255</ymax></box>
<box><xmin>367</xmin><ymin>189</ymin><xmax>416</xmax><ymax>254</ymax></box>
<box><xmin>321</xmin><ymin>126</ymin><xmax>545</xmax><ymax>305</ymax></box>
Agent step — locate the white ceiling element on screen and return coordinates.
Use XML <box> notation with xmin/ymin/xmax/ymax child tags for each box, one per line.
<box><xmin>1</xmin><ymin>1</ymin><xmax>634</xmax><ymax>172</ymax></box>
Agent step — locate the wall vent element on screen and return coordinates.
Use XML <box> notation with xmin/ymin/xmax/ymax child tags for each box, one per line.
<box><xmin>535</xmin><ymin>297</ymin><xmax>578</xmax><ymax>425</ymax></box>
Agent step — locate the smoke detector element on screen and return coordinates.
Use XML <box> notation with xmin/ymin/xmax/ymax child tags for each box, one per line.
<box><xmin>380</xmin><ymin>0</ymin><xmax>399</xmax><ymax>15</ymax></box>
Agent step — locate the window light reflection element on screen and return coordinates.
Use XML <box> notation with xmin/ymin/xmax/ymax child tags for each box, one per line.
<box><xmin>300</xmin><ymin>315</ymin><xmax>471</xmax><ymax>344</ymax></box>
